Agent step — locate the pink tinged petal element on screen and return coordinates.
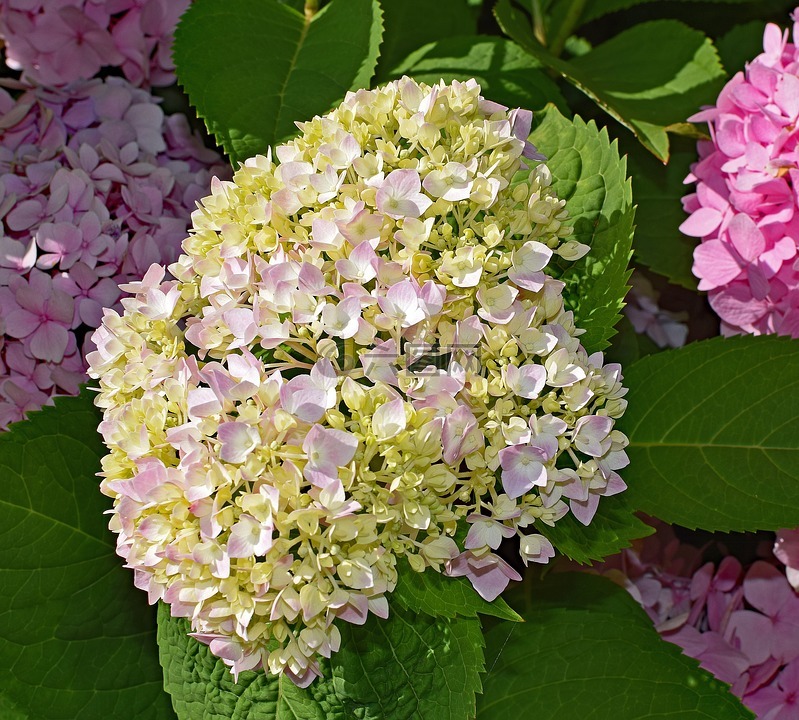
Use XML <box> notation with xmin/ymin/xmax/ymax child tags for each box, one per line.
<box><xmin>572</xmin><ymin>415</ymin><xmax>614</xmax><ymax>457</ymax></box>
<box><xmin>679</xmin><ymin>207</ymin><xmax>723</xmax><ymax>237</ymax></box>
<box><xmin>4</xmin><ymin>309</ymin><xmax>40</xmax><ymax>339</ymax></box>
<box><xmin>776</xmin><ymin>73</ymin><xmax>799</xmax><ymax>119</ymax></box>
<box><xmin>464</xmin><ymin>515</ymin><xmax>515</xmax><ymax>550</ymax></box>
<box><xmin>29</xmin><ymin>322</ymin><xmax>69</xmax><ymax>362</ymax></box>
<box><xmin>570</xmin><ymin>492</ymin><xmax>600</xmax><ymax>526</ymax></box>
<box><xmin>442</xmin><ymin>404</ymin><xmax>481</xmax><ymax>464</ymax></box>
<box><xmin>519</xmin><ymin>534</ymin><xmax>555</xmax><ymax>565</ymax></box>
<box><xmin>693</xmin><ymin>240</ymin><xmax>743</xmax><ymax>290</ymax></box>
<box><xmin>280</xmin><ymin>384</ymin><xmax>328</xmax><ymax>423</ymax></box>
<box><xmin>227</xmin><ymin>514</ymin><xmax>272</xmax><ymax>558</ymax></box>
<box><xmin>742</xmin><ymin>561</ymin><xmax>791</xmax><ymax>617</ymax></box>
<box><xmin>217</xmin><ymin>422</ymin><xmax>261</xmax><ymax>464</ymax></box>
<box><xmin>728</xmin><ymin>214</ymin><xmax>766</xmax><ymax>262</ymax></box>
<box><xmin>727</xmin><ymin>610</ymin><xmax>774</xmax><ymax>666</ymax></box>
<box><xmin>445</xmin><ymin>551</ymin><xmax>521</xmax><ymax>602</ymax></box>
<box><xmin>332</xmin><ymin>592</ymin><xmax>370</xmax><ymax>625</ymax></box>
<box><xmin>505</xmin><ymin>364</ymin><xmax>546</xmax><ymax>399</ymax></box>
<box><xmin>709</xmin><ymin>283</ymin><xmax>769</xmax><ymax>327</ymax></box>
<box><xmin>303</xmin><ymin>424</ymin><xmax>358</xmax><ymax>477</ymax></box>
<box><xmin>6</xmin><ymin>198</ymin><xmax>44</xmax><ymax>231</ymax></box>
<box><xmin>499</xmin><ymin>445</ymin><xmax>548</xmax><ymax>499</ymax></box>
<box><xmin>0</xmin><ymin>236</ymin><xmax>36</xmax><ymax>271</ymax></box>
<box><xmin>376</xmin><ymin>168</ymin><xmax>432</xmax><ymax>218</ymax></box>
<box><xmin>187</xmin><ymin>387</ymin><xmax>222</xmax><ymax>419</ymax></box>
<box><xmin>371</xmin><ymin>398</ymin><xmax>406</xmax><ymax>441</ymax></box>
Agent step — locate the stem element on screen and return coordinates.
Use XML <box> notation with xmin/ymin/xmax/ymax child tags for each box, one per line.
<box><xmin>549</xmin><ymin>0</ymin><xmax>588</xmax><ymax>58</ymax></box>
<box><xmin>530</xmin><ymin>0</ymin><xmax>547</xmax><ymax>46</ymax></box>
<box><xmin>304</xmin><ymin>0</ymin><xmax>319</xmax><ymax>20</ymax></box>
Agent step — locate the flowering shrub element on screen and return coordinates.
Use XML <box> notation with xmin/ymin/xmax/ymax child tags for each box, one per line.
<box><xmin>0</xmin><ymin>0</ymin><xmax>190</xmax><ymax>87</ymax></box>
<box><xmin>598</xmin><ymin>523</ymin><xmax>799</xmax><ymax>719</ymax></box>
<box><xmin>681</xmin><ymin>15</ymin><xmax>799</xmax><ymax>338</ymax></box>
<box><xmin>87</xmin><ymin>77</ymin><xmax>630</xmax><ymax>684</ymax></box>
<box><xmin>0</xmin><ymin>77</ymin><xmax>227</xmax><ymax>428</ymax></box>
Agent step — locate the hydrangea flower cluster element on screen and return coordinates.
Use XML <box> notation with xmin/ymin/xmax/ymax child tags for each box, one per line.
<box><xmin>0</xmin><ymin>76</ymin><xmax>227</xmax><ymax>428</ymax></box>
<box><xmin>681</xmin><ymin>12</ymin><xmax>799</xmax><ymax>338</ymax></box>
<box><xmin>598</xmin><ymin>524</ymin><xmax>799</xmax><ymax>719</ymax></box>
<box><xmin>88</xmin><ymin>77</ymin><xmax>630</xmax><ymax>685</ymax></box>
<box><xmin>0</xmin><ymin>0</ymin><xmax>190</xmax><ymax>87</ymax></box>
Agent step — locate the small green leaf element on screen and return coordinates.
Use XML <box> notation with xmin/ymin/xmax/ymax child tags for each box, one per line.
<box><xmin>389</xmin><ymin>36</ymin><xmax>567</xmax><ymax>113</ymax></box>
<box><xmin>626</xmin><ymin>144</ymin><xmax>698</xmax><ymax>289</ymax></box>
<box><xmin>479</xmin><ymin>573</ymin><xmax>754</xmax><ymax>720</ymax></box>
<box><xmin>530</xmin><ymin>105</ymin><xmax>634</xmax><ymax>353</ymax></box>
<box><xmin>174</xmin><ymin>0</ymin><xmax>383</xmax><ymax>164</ymax></box>
<box><xmin>0</xmin><ymin>391</ymin><xmax>175</xmax><ymax>720</ymax></box>
<box><xmin>620</xmin><ymin>335</ymin><xmax>799</xmax><ymax>532</ymax></box>
<box><xmin>374</xmin><ymin>0</ymin><xmax>476</xmax><ymax>81</ymax></box>
<box><xmin>393</xmin><ymin>558</ymin><xmax>522</xmax><ymax>621</ymax></box>
<box><xmin>496</xmin><ymin>1</ymin><xmax>726</xmax><ymax>161</ymax></box>
<box><xmin>537</xmin><ymin>493</ymin><xmax>654</xmax><ymax>565</ymax></box>
<box><xmin>159</xmin><ymin>599</ymin><xmax>484</xmax><ymax>720</ymax></box>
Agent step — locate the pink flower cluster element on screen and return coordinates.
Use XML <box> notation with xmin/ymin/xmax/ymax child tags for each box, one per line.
<box><xmin>0</xmin><ymin>77</ymin><xmax>227</xmax><ymax>428</ymax></box>
<box><xmin>682</xmin><ymin>12</ymin><xmax>799</xmax><ymax>337</ymax></box>
<box><xmin>0</xmin><ymin>1</ymin><xmax>190</xmax><ymax>87</ymax></box>
<box><xmin>598</xmin><ymin>524</ymin><xmax>799</xmax><ymax>719</ymax></box>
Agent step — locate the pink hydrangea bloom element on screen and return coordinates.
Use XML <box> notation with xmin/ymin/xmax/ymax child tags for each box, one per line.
<box><xmin>594</xmin><ymin>523</ymin><xmax>799</xmax><ymax>718</ymax></box>
<box><xmin>0</xmin><ymin>1</ymin><xmax>191</xmax><ymax>87</ymax></box>
<box><xmin>682</xmin><ymin>11</ymin><xmax>799</xmax><ymax>337</ymax></box>
<box><xmin>0</xmin><ymin>76</ymin><xmax>228</xmax><ymax>427</ymax></box>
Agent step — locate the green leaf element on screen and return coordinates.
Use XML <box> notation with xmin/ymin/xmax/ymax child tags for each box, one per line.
<box><xmin>159</xmin><ymin>599</ymin><xmax>484</xmax><ymax>720</ymax></box>
<box><xmin>626</xmin><ymin>145</ymin><xmax>698</xmax><ymax>289</ymax></box>
<box><xmin>529</xmin><ymin>105</ymin><xmax>634</xmax><ymax>353</ymax></box>
<box><xmin>479</xmin><ymin>573</ymin><xmax>754</xmax><ymax>720</ymax></box>
<box><xmin>620</xmin><ymin>335</ymin><xmax>799</xmax><ymax>532</ymax></box>
<box><xmin>374</xmin><ymin>0</ymin><xmax>476</xmax><ymax>82</ymax></box>
<box><xmin>393</xmin><ymin>558</ymin><xmax>522</xmax><ymax>621</ymax></box>
<box><xmin>580</xmin><ymin>0</ymin><xmax>760</xmax><ymax>24</ymax></box>
<box><xmin>334</xmin><ymin>605</ymin><xmax>484</xmax><ymax>720</ymax></box>
<box><xmin>717</xmin><ymin>21</ymin><xmax>767</xmax><ymax>76</ymax></box>
<box><xmin>158</xmin><ymin>603</ymin><xmax>344</xmax><ymax>719</ymax></box>
<box><xmin>0</xmin><ymin>391</ymin><xmax>175</xmax><ymax>720</ymax></box>
<box><xmin>496</xmin><ymin>2</ymin><xmax>726</xmax><ymax>161</ymax></box>
<box><xmin>537</xmin><ymin>493</ymin><xmax>654</xmax><ymax>565</ymax></box>
<box><xmin>174</xmin><ymin>0</ymin><xmax>384</xmax><ymax>164</ymax></box>
<box><xmin>388</xmin><ymin>36</ymin><xmax>567</xmax><ymax>113</ymax></box>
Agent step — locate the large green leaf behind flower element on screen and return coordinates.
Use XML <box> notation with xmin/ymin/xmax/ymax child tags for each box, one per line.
<box><xmin>621</xmin><ymin>335</ymin><xmax>799</xmax><ymax>531</ymax></box>
<box><xmin>174</xmin><ymin>0</ymin><xmax>384</xmax><ymax>165</ymax></box>
<box><xmin>479</xmin><ymin>573</ymin><xmax>753</xmax><ymax>719</ymax></box>
<box><xmin>0</xmin><ymin>391</ymin><xmax>175</xmax><ymax>720</ymax></box>
<box><xmin>496</xmin><ymin>1</ymin><xmax>726</xmax><ymax>161</ymax></box>
<box><xmin>388</xmin><ymin>36</ymin><xmax>568</xmax><ymax>113</ymax></box>
<box><xmin>158</xmin><ymin>601</ymin><xmax>484</xmax><ymax>720</ymax></box>
<box><xmin>529</xmin><ymin>105</ymin><xmax>634</xmax><ymax>354</ymax></box>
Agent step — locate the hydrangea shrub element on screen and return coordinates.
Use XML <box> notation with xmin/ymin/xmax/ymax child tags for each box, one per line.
<box><xmin>0</xmin><ymin>77</ymin><xmax>227</xmax><ymax>427</ymax></box>
<box><xmin>682</xmin><ymin>14</ymin><xmax>799</xmax><ymax>338</ymax></box>
<box><xmin>0</xmin><ymin>1</ymin><xmax>190</xmax><ymax>87</ymax></box>
<box><xmin>88</xmin><ymin>77</ymin><xmax>630</xmax><ymax>684</ymax></box>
